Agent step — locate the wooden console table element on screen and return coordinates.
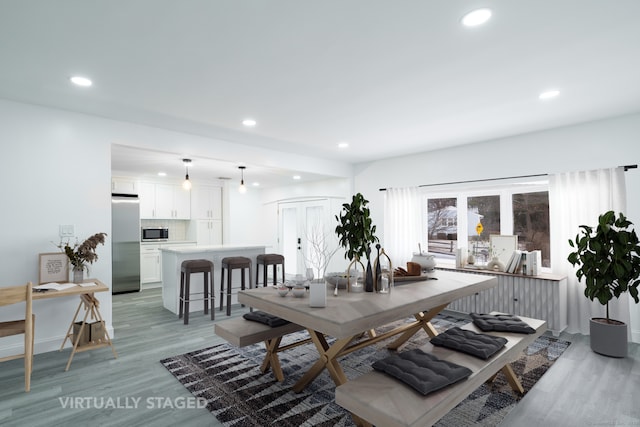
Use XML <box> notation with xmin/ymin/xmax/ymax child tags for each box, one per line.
<box><xmin>33</xmin><ymin>279</ymin><xmax>117</xmax><ymax>371</ymax></box>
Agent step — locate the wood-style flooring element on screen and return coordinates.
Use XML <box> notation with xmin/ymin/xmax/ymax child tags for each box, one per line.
<box><xmin>0</xmin><ymin>288</ymin><xmax>638</xmax><ymax>427</ymax></box>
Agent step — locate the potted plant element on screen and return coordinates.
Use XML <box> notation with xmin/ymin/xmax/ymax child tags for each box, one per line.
<box><xmin>567</xmin><ymin>211</ymin><xmax>640</xmax><ymax>357</ymax></box>
<box><xmin>58</xmin><ymin>232</ymin><xmax>108</xmax><ymax>283</ymax></box>
<box><xmin>335</xmin><ymin>193</ymin><xmax>379</xmax><ymax>292</ymax></box>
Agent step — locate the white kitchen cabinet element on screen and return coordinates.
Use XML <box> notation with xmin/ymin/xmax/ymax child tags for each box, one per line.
<box><xmin>194</xmin><ymin>220</ymin><xmax>222</xmax><ymax>245</ymax></box>
<box><xmin>139</xmin><ymin>182</ymin><xmax>157</xmax><ymax>219</ymax></box>
<box><xmin>111</xmin><ymin>177</ymin><xmax>138</xmax><ymax>195</ymax></box>
<box><xmin>140</xmin><ymin>242</ymin><xmax>195</xmax><ymax>284</ymax></box>
<box><xmin>140</xmin><ymin>244</ymin><xmax>162</xmax><ymax>283</ymax></box>
<box><xmin>191</xmin><ymin>185</ymin><xmax>222</xmax><ymax>220</ymax></box>
<box><xmin>140</xmin><ymin>182</ymin><xmax>191</xmax><ymax>219</ymax></box>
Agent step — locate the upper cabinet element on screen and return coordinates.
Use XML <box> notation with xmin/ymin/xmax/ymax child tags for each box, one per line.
<box><xmin>111</xmin><ymin>177</ymin><xmax>138</xmax><ymax>195</ymax></box>
<box><xmin>191</xmin><ymin>185</ymin><xmax>222</xmax><ymax>220</ymax></box>
<box><xmin>140</xmin><ymin>182</ymin><xmax>191</xmax><ymax>219</ymax></box>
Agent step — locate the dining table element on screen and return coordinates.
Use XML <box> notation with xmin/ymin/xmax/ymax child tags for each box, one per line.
<box><xmin>237</xmin><ymin>269</ymin><xmax>497</xmax><ymax>392</ymax></box>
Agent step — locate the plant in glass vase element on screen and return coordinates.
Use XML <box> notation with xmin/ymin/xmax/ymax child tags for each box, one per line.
<box><xmin>58</xmin><ymin>232</ymin><xmax>107</xmax><ymax>283</ymax></box>
<box><xmin>335</xmin><ymin>193</ymin><xmax>379</xmax><ymax>292</ymax></box>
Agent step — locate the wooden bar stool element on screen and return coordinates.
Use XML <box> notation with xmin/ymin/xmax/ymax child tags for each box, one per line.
<box><xmin>256</xmin><ymin>254</ymin><xmax>285</xmax><ymax>287</ymax></box>
<box><xmin>179</xmin><ymin>259</ymin><xmax>214</xmax><ymax>325</ymax></box>
<box><xmin>219</xmin><ymin>256</ymin><xmax>252</xmax><ymax>316</ymax></box>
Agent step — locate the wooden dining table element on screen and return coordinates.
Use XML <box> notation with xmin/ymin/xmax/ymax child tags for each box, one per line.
<box><xmin>238</xmin><ymin>269</ymin><xmax>497</xmax><ymax>392</ymax></box>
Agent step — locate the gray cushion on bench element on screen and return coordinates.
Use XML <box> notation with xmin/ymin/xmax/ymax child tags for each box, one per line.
<box><xmin>243</xmin><ymin>311</ymin><xmax>290</xmax><ymax>327</ymax></box>
<box><xmin>372</xmin><ymin>349</ymin><xmax>472</xmax><ymax>396</ymax></box>
<box><xmin>471</xmin><ymin>313</ymin><xmax>536</xmax><ymax>334</ymax></box>
<box><xmin>430</xmin><ymin>327</ymin><xmax>508</xmax><ymax>360</ymax></box>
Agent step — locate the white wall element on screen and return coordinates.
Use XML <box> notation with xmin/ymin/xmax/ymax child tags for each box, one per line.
<box><xmin>0</xmin><ymin>100</ymin><xmax>113</xmax><ymax>357</ymax></box>
<box><xmin>353</xmin><ymin>112</ymin><xmax>640</xmax><ymax>341</ymax></box>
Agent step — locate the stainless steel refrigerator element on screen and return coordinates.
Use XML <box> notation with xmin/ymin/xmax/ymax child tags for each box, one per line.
<box><xmin>112</xmin><ymin>194</ymin><xmax>141</xmax><ymax>293</ymax></box>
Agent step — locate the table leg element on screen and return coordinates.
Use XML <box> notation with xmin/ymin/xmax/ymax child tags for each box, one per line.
<box><xmin>501</xmin><ymin>364</ymin><xmax>525</xmax><ymax>394</ymax></box>
<box><xmin>386</xmin><ymin>303</ymin><xmax>449</xmax><ymax>350</ymax></box>
<box><xmin>292</xmin><ymin>330</ymin><xmax>354</xmax><ymax>393</ymax></box>
<box><xmin>65</xmin><ymin>301</ymin><xmax>93</xmax><ymax>371</ymax></box>
<box><xmin>261</xmin><ymin>337</ymin><xmax>284</xmax><ymax>382</ymax></box>
<box><xmin>62</xmin><ymin>292</ymin><xmax>117</xmax><ymax>371</ymax></box>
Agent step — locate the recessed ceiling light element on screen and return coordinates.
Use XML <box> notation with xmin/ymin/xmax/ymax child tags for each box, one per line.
<box><xmin>157</xmin><ymin>172</ymin><xmax>167</xmax><ymax>177</ymax></box>
<box><xmin>461</xmin><ymin>8</ymin><xmax>492</xmax><ymax>27</ymax></box>
<box><xmin>242</xmin><ymin>119</ymin><xmax>257</xmax><ymax>127</ymax></box>
<box><xmin>70</xmin><ymin>76</ymin><xmax>92</xmax><ymax>87</ymax></box>
<box><xmin>338</xmin><ymin>142</ymin><xmax>349</xmax><ymax>149</ymax></box>
<box><xmin>293</xmin><ymin>175</ymin><xmax>301</xmax><ymax>180</ymax></box>
<box><xmin>539</xmin><ymin>90</ymin><xmax>560</xmax><ymax>100</ymax></box>
<box><xmin>252</xmin><ymin>182</ymin><xmax>260</xmax><ymax>187</ymax></box>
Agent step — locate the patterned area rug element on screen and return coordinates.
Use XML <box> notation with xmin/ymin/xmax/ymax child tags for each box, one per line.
<box><xmin>161</xmin><ymin>315</ymin><xmax>570</xmax><ymax>426</ymax></box>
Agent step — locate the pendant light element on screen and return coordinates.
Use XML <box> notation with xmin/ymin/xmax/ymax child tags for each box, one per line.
<box><xmin>182</xmin><ymin>159</ymin><xmax>192</xmax><ymax>190</ymax></box>
<box><xmin>238</xmin><ymin>166</ymin><xmax>247</xmax><ymax>193</ymax></box>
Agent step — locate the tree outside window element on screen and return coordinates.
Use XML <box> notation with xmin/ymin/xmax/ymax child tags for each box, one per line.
<box><xmin>513</xmin><ymin>191</ymin><xmax>550</xmax><ymax>267</ymax></box>
<box><xmin>427</xmin><ymin>198</ymin><xmax>457</xmax><ymax>258</ymax></box>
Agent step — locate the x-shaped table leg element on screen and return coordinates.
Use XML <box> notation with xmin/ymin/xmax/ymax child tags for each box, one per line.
<box><xmin>386</xmin><ymin>303</ymin><xmax>449</xmax><ymax>350</ymax></box>
<box><xmin>292</xmin><ymin>330</ymin><xmax>355</xmax><ymax>393</ymax></box>
<box><xmin>260</xmin><ymin>336</ymin><xmax>285</xmax><ymax>382</ymax></box>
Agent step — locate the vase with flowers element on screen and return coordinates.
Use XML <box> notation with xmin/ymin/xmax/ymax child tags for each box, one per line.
<box><xmin>58</xmin><ymin>232</ymin><xmax>107</xmax><ymax>283</ymax></box>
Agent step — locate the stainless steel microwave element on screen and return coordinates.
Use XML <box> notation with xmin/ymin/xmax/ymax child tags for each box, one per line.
<box><xmin>141</xmin><ymin>227</ymin><xmax>169</xmax><ymax>241</ymax></box>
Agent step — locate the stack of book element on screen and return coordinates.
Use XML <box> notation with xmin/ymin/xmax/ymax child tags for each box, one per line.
<box><xmin>505</xmin><ymin>250</ymin><xmax>541</xmax><ymax>275</ymax></box>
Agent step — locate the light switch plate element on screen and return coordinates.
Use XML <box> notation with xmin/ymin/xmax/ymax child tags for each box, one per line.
<box><xmin>59</xmin><ymin>224</ymin><xmax>75</xmax><ymax>238</ymax></box>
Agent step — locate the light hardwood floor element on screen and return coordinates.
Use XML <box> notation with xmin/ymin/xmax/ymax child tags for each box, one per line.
<box><xmin>0</xmin><ymin>288</ymin><xmax>638</xmax><ymax>427</ymax></box>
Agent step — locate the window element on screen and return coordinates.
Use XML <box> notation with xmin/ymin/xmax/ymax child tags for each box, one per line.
<box><xmin>467</xmin><ymin>195</ymin><xmax>500</xmax><ymax>264</ymax></box>
<box><xmin>427</xmin><ymin>198</ymin><xmax>457</xmax><ymax>259</ymax></box>
<box><xmin>512</xmin><ymin>191</ymin><xmax>550</xmax><ymax>267</ymax></box>
<box><xmin>421</xmin><ymin>179</ymin><xmax>550</xmax><ymax>269</ymax></box>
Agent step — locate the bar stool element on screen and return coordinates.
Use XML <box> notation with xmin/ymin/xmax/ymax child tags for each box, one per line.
<box><xmin>219</xmin><ymin>256</ymin><xmax>253</xmax><ymax>316</ymax></box>
<box><xmin>256</xmin><ymin>254</ymin><xmax>285</xmax><ymax>287</ymax></box>
<box><xmin>179</xmin><ymin>259</ymin><xmax>214</xmax><ymax>325</ymax></box>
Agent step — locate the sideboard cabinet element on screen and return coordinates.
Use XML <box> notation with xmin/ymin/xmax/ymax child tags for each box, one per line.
<box><xmin>438</xmin><ymin>266</ymin><xmax>567</xmax><ymax>336</ymax></box>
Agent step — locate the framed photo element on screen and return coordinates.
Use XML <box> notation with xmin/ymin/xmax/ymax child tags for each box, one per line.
<box><xmin>489</xmin><ymin>235</ymin><xmax>518</xmax><ymax>267</ymax></box>
<box><xmin>39</xmin><ymin>252</ymin><xmax>69</xmax><ymax>284</ymax></box>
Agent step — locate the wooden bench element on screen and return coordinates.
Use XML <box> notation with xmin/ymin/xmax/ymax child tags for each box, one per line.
<box><xmin>335</xmin><ymin>314</ymin><xmax>547</xmax><ymax>427</ymax></box>
<box><xmin>214</xmin><ymin>316</ymin><xmax>308</xmax><ymax>381</ymax></box>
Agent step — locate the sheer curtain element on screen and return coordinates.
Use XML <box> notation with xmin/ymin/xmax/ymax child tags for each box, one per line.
<box><xmin>549</xmin><ymin>167</ymin><xmax>629</xmax><ymax>335</ymax></box>
<box><xmin>384</xmin><ymin>187</ymin><xmax>421</xmax><ymax>269</ymax></box>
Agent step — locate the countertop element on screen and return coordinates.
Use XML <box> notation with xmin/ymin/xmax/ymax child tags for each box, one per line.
<box><xmin>159</xmin><ymin>244</ymin><xmax>266</xmax><ymax>254</ymax></box>
<box><xmin>140</xmin><ymin>240</ymin><xmax>196</xmax><ymax>246</ymax></box>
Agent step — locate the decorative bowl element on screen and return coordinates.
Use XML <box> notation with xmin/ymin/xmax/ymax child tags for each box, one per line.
<box><xmin>411</xmin><ymin>253</ymin><xmax>436</xmax><ymax>271</ymax></box>
<box><xmin>276</xmin><ymin>287</ymin><xmax>289</xmax><ymax>297</ymax></box>
<box><xmin>292</xmin><ymin>287</ymin><xmax>306</xmax><ymax>298</ymax></box>
<box><xmin>324</xmin><ymin>271</ymin><xmax>358</xmax><ymax>289</ymax></box>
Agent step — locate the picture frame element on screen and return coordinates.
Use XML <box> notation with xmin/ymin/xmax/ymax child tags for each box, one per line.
<box><xmin>489</xmin><ymin>235</ymin><xmax>518</xmax><ymax>267</ymax></box>
<box><xmin>39</xmin><ymin>252</ymin><xmax>69</xmax><ymax>284</ymax></box>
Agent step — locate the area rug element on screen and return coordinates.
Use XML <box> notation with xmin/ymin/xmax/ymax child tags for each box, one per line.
<box><xmin>161</xmin><ymin>314</ymin><xmax>570</xmax><ymax>426</ymax></box>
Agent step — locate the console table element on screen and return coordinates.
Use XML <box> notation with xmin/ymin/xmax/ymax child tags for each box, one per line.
<box><xmin>33</xmin><ymin>279</ymin><xmax>117</xmax><ymax>371</ymax></box>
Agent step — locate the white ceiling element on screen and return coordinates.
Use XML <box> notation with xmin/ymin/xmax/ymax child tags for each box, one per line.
<box><xmin>2</xmin><ymin>1</ymin><xmax>640</xmax><ymax>187</ymax></box>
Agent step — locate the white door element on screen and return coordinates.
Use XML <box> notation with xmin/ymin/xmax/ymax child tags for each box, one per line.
<box><xmin>278</xmin><ymin>199</ymin><xmax>330</xmax><ymax>279</ymax></box>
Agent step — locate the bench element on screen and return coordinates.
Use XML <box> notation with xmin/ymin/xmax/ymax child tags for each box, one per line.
<box><xmin>335</xmin><ymin>314</ymin><xmax>547</xmax><ymax>427</ymax></box>
<box><xmin>214</xmin><ymin>316</ymin><xmax>308</xmax><ymax>382</ymax></box>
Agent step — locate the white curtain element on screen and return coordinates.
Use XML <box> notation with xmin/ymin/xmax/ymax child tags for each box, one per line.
<box><xmin>384</xmin><ymin>187</ymin><xmax>421</xmax><ymax>269</ymax></box>
<box><xmin>549</xmin><ymin>167</ymin><xmax>629</xmax><ymax>335</ymax></box>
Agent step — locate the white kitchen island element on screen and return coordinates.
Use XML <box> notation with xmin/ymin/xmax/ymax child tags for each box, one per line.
<box><xmin>160</xmin><ymin>244</ymin><xmax>266</xmax><ymax>315</ymax></box>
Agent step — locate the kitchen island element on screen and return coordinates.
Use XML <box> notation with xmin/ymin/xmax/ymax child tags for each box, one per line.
<box><xmin>160</xmin><ymin>244</ymin><xmax>266</xmax><ymax>314</ymax></box>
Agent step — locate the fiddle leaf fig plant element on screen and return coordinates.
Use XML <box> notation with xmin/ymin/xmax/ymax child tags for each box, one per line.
<box><xmin>335</xmin><ymin>193</ymin><xmax>379</xmax><ymax>261</ymax></box>
<box><xmin>568</xmin><ymin>210</ymin><xmax>640</xmax><ymax>321</ymax></box>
